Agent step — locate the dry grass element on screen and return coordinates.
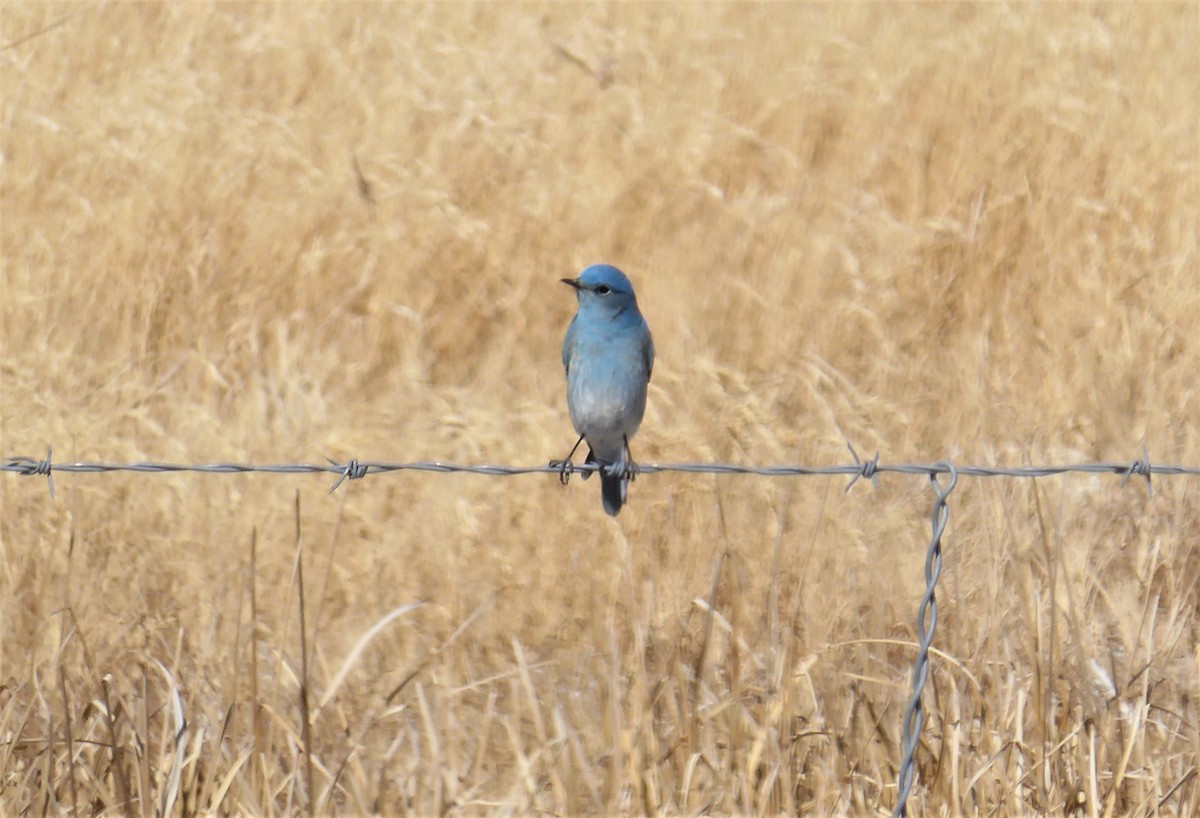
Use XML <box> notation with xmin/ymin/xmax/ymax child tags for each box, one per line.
<box><xmin>2</xmin><ymin>3</ymin><xmax>1198</xmax><ymax>815</ymax></box>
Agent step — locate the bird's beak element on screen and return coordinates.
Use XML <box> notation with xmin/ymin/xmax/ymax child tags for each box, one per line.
<box><xmin>561</xmin><ymin>277</ymin><xmax>583</xmax><ymax>290</ymax></box>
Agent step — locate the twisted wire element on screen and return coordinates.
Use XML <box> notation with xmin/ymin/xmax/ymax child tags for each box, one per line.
<box><xmin>893</xmin><ymin>462</ymin><xmax>958</xmax><ymax>818</ymax></box>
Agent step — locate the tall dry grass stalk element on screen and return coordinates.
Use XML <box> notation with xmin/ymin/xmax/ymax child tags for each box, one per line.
<box><xmin>2</xmin><ymin>3</ymin><xmax>1197</xmax><ymax>815</ymax></box>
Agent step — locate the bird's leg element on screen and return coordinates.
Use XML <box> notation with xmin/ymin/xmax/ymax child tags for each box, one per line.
<box><xmin>550</xmin><ymin>434</ymin><xmax>585</xmax><ymax>485</ymax></box>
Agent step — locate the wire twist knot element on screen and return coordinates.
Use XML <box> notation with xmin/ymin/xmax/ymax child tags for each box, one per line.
<box><xmin>1121</xmin><ymin>446</ymin><xmax>1153</xmax><ymax>496</ymax></box>
<box><xmin>6</xmin><ymin>446</ymin><xmax>55</xmax><ymax>497</ymax></box>
<box><xmin>328</xmin><ymin>458</ymin><xmax>369</xmax><ymax>493</ymax></box>
<box><xmin>845</xmin><ymin>442</ymin><xmax>881</xmax><ymax>492</ymax></box>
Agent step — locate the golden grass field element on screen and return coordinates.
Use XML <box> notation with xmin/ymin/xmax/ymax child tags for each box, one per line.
<box><xmin>2</xmin><ymin>3</ymin><xmax>1198</xmax><ymax>815</ymax></box>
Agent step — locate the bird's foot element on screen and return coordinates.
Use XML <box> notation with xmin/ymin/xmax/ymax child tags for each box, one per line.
<box><xmin>549</xmin><ymin>458</ymin><xmax>574</xmax><ymax>486</ymax></box>
<box><xmin>606</xmin><ymin>456</ymin><xmax>638</xmax><ymax>482</ymax></box>
<box><xmin>552</xmin><ymin>435</ymin><xmax>587</xmax><ymax>485</ymax></box>
<box><xmin>619</xmin><ymin>437</ymin><xmax>638</xmax><ymax>482</ymax></box>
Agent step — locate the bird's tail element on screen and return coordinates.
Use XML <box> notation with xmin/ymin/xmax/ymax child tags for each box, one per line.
<box><xmin>600</xmin><ymin>468</ymin><xmax>626</xmax><ymax>516</ymax></box>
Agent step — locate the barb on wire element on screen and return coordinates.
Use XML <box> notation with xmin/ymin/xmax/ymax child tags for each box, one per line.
<box><xmin>327</xmin><ymin>458</ymin><xmax>369</xmax><ymax>494</ymax></box>
<box><xmin>4</xmin><ymin>446</ymin><xmax>55</xmax><ymax>498</ymax></box>
<box><xmin>894</xmin><ymin>461</ymin><xmax>958</xmax><ymax>818</ymax></box>
<box><xmin>844</xmin><ymin>442</ymin><xmax>881</xmax><ymax>493</ymax></box>
<box><xmin>1120</xmin><ymin>445</ymin><xmax>1153</xmax><ymax>496</ymax></box>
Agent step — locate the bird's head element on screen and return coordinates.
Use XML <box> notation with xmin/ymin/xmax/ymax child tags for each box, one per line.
<box><xmin>561</xmin><ymin>264</ymin><xmax>638</xmax><ymax>314</ymax></box>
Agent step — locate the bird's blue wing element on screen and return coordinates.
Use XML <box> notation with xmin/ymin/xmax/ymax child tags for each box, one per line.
<box><xmin>562</xmin><ymin>314</ymin><xmax>578</xmax><ymax>375</ymax></box>
<box><xmin>642</xmin><ymin>326</ymin><xmax>655</xmax><ymax>382</ymax></box>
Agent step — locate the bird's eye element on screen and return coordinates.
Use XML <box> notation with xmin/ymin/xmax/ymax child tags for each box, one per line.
<box><xmin>595</xmin><ymin>285</ymin><xmax>611</xmax><ymax>295</ymax></box>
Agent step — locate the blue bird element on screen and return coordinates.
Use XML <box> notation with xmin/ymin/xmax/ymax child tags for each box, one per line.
<box><xmin>556</xmin><ymin>264</ymin><xmax>655</xmax><ymax>515</ymax></box>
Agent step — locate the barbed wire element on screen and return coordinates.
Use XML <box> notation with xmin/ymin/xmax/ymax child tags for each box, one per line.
<box><xmin>2</xmin><ymin>444</ymin><xmax>1190</xmax><ymax>499</ymax></box>
<box><xmin>3</xmin><ymin>443</ymin><xmax>1194</xmax><ymax>815</ymax></box>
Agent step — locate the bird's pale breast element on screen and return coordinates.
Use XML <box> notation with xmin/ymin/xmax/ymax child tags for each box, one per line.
<box><xmin>566</xmin><ymin>338</ymin><xmax>648</xmax><ymax>457</ymax></box>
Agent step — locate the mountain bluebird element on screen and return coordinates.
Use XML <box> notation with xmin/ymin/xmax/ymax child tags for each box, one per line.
<box><xmin>556</xmin><ymin>264</ymin><xmax>655</xmax><ymax>516</ymax></box>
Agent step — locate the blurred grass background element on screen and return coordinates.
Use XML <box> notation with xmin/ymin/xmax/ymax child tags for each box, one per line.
<box><xmin>1</xmin><ymin>3</ymin><xmax>1197</xmax><ymax>815</ymax></box>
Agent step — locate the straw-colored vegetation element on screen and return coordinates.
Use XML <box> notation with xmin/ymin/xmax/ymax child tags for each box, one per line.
<box><xmin>2</xmin><ymin>3</ymin><xmax>1197</xmax><ymax>815</ymax></box>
